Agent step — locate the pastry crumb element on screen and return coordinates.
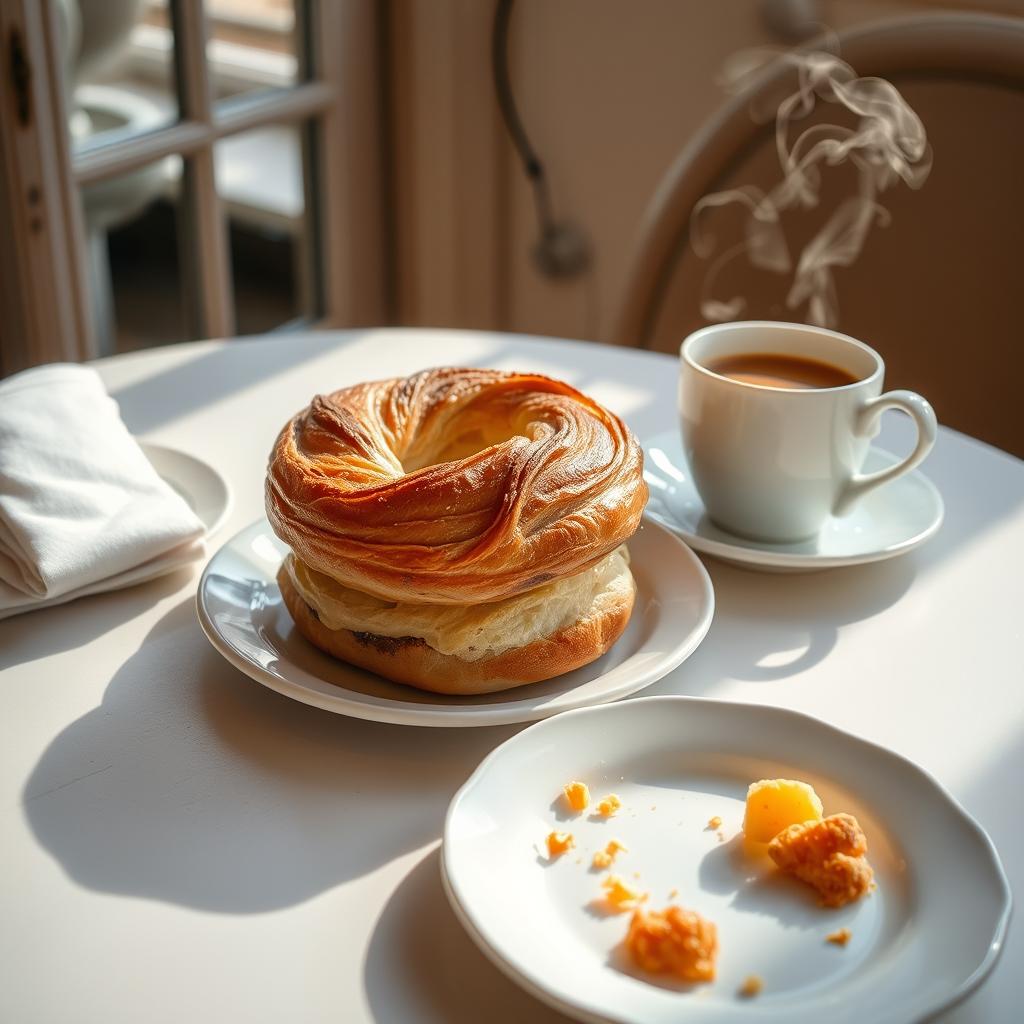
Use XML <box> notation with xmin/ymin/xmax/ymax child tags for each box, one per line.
<box><xmin>738</xmin><ymin>975</ymin><xmax>763</xmax><ymax>998</ymax></box>
<box><xmin>545</xmin><ymin>831</ymin><xmax>575</xmax><ymax>858</ymax></box>
<box><xmin>826</xmin><ymin>928</ymin><xmax>852</xmax><ymax>946</ymax></box>
<box><xmin>668</xmin><ymin>887</ymin><xmax>678</xmax><ymax>899</ymax></box>
<box><xmin>601</xmin><ymin>874</ymin><xmax>646</xmax><ymax>911</ymax></box>
<box><xmin>591</xmin><ymin>839</ymin><xmax>627</xmax><ymax>870</ymax></box>
<box><xmin>626</xmin><ymin>905</ymin><xmax>718</xmax><ymax>982</ymax></box>
<box><xmin>596</xmin><ymin>793</ymin><xmax>621</xmax><ymax>817</ymax></box>
<box><xmin>707</xmin><ymin>815</ymin><xmax>723</xmax><ymax>830</ymax></box>
<box><xmin>563</xmin><ymin>781</ymin><xmax>590</xmax><ymax>813</ymax></box>
<box><xmin>768</xmin><ymin>813</ymin><xmax>873</xmax><ymax>907</ymax></box>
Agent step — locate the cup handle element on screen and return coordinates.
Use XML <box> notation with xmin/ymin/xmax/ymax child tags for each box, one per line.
<box><xmin>833</xmin><ymin>390</ymin><xmax>937</xmax><ymax>516</ymax></box>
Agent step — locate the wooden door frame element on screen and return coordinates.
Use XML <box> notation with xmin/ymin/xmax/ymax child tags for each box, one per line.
<box><xmin>0</xmin><ymin>0</ymin><xmax>93</xmax><ymax>374</ymax></box>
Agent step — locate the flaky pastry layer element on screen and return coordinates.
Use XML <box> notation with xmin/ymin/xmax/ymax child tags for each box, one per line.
<box><xmin>265</xmin><ymin>368</ymin><xmax>647</xmax><ymax>604</ymax></box>
<box><xmin>285</xmin><ymin>546</ymin><xmax>633</xmax><ymax>662</ymax></box>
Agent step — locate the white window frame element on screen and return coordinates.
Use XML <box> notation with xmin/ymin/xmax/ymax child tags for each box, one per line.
<box><xmin>0</xmin><ymin>0</ymin><xmax>385</xmax><ymax>373</ymax></box>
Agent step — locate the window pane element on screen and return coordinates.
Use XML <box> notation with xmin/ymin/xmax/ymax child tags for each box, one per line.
<box><xmin>66</xmin><ymin>0</ymin><xmax>178</xmax><ymax>153</ymax></box>
<box><xmin>205</xmin><ymin>0</ymin><xmax>301</xmax><ymax>105</ymax></box>
<box><xmin>80</xmin><ymin>156</ymin><xmax>188</xmax><ymax>354</ymax></box>
<box><xmin>215</xmin><ymin>123</ymin><xmax>317</xmax><ymax>334</ymax></box>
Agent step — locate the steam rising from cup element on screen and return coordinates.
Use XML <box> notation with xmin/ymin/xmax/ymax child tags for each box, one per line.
<box><xmin>692</xmin><ymin>48</ymin><xmax>932</xmax><ymax>328</ymax></box>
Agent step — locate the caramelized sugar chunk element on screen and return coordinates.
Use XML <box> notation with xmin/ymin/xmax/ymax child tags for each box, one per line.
<box><xmin>744</xmin><ymin>778</ymin><xmax>823</xmax><ymax>843</ymax></box>
<box><xmin>546</xmin><ymin>831</ymin><xmax>575</xmax><ymax>858</ymax></box>
<box><xmin>768</xmin><ymin>813</ymin><xmax>873</xmax><ymax>907</ymax></box>
<box><xmin>563</xmin><ymin>781</ymin><xmax>590</xmax><ymax>813</ymax></box>
<box><xmin>625</xmin><ymin>905</ymin><xmax>718</xmax><ymax>982</ymax></box>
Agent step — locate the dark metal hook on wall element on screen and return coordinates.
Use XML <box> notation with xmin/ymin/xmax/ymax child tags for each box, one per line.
<box><xmin>492</xmin><ymin>0</ymin><xmax>590</xmax><ymax>279</ymax></box>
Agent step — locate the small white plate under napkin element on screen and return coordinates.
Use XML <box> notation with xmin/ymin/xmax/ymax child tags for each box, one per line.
<box><xmin>196</xmin><ymin>517</ymin><xmax>714</xmax><ymax>727</ymax></box>
<box><xmin>139</xmin><ymin>443</ymin><xmax>231</xmax><ymax>538</ymax></box>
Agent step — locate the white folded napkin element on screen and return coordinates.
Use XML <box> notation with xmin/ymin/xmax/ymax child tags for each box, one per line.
<box><xmin>0</xmin><ymin>363</ymin><xmax>206</xmax><ymax>619</ymax></box>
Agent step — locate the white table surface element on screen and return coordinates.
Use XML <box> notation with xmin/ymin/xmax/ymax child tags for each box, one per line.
<box><xmin>1</xmin><ymin>328</ymin><xmax>1021</xmax><ymax>1023</ymax></box>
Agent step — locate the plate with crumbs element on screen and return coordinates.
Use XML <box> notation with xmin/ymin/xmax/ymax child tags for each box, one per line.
<box><xmin>443</xmin><ymin>696</ymin><xmax>1010</xmax><ymax>1023</ymax></box>
<box><xmin>195</xmin><ymin>518</ymin><xmax>714</xmax><ymax>727</ymax></box>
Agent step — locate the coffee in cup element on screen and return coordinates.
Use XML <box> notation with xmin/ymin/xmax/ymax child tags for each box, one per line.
<box><xmin>679</xmin><ymin>321</ymin><xmax>937</xmax><ymax>543</ymax></box>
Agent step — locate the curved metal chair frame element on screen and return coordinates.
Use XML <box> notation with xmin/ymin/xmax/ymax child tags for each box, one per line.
<box><xmin>605</xmin><ymin>13</ymin><xmax>1024</xmax><ymax>349</ymax></box>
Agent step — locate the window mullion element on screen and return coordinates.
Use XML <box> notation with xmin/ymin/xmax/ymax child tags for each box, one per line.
<box><xmin>173</xmin><ymin>0</ymin><xmax>234</xmax><ymax>339</ymax></box>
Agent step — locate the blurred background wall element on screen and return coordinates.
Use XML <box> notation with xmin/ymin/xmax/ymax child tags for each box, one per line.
<box><xmin>389</xmin><ymin>0</ymin><xmax>1024</xmax><ymax>453</ymax></box>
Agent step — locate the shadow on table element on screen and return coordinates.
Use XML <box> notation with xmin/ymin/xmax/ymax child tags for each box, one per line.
<box><xmin>21</xmin><ymin>598</ymin><xmax>521</xmax><ymax>913</ymax></box>
<box><xmin>648</xmin><ymin>552</ymin><xmax>919</xmax><ymax>695</ymax></box>
<box><xmin>107</xmin><ymin>332</ymin><xmax>369</xmax><ymax>435</ymax></box>
<box><xmin>363</xmin><ymin>846</ymin><xmax>573</xmax><ymax>1024</ymax></box>
<box><xmin>0</xmin><ymin>567</ymin><xmax>196</xmax><ymax>671</ymax></box>
<box><xmin>106</xmin><ymin>328</ymin><xmax>674</xmax><ymax>438</ymax></box>
<box><xmin>647</xmin><ymin>420</ymin><xmax>1024</xmax><ymax>698</ymax></box>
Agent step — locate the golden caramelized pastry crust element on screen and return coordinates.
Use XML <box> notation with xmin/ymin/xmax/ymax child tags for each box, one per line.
<box><xmin>768</xmin><ymin>812</ymin><xmax>874</xmax><ymax>907</ymax></box>
<box><xmin>266</xmin><ymin>368</ymin><xmax>647</xmax><ymax>604</ymax></box>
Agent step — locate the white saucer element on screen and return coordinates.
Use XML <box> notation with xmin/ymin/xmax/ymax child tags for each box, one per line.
<box><xmin>443</xmin><ymin>696</ymin><xmax>1011</xmax><ymax>1024</ymax></box>
<box><xmin>642</xmin><ymin>430</ymin><xmax>943</xmax><ymax>572</ymax></box>
<box><xmin>140</xmin><ymin>441</ymin><xmax>232</xmax><ymax>538</ymax></box>
<box><xmin>195</xmin><ymin>518</ymin><xmax>714</xmax><ymax>728</ymax></box>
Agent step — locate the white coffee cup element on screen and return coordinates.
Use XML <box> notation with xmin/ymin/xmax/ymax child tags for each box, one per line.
<box><xmin>679</xmin><ymin>321</ymin><xmax>937</xmax><ymax>543</ymax></box>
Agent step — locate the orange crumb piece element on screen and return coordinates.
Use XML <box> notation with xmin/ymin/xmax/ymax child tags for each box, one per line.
<box><xmin>768</xmin><ymin>813</ymin><xmax>874</xmax><ymax>907</ymax></box>
<box><xmin>601</xmin><ymin>874</ymin><xmax>646</xmax><ymax>911</ymax></box>
<box><xmin>668</xmin><ymin>887</ymin><xmax>679</xmax><ymax>899</ymax></box>
<box><xmin>592</xmin><ymin>839</ymin><xmax>628</xmax><ymax>870</ymax></box>
<box><xmin>596</xmin><ymin>794</ymin><xmax>621</xmax><ymax>817</ymax></box>
<box><xmin>625</xmin><ymin>905</ymin><xmax>718</xmax><ymax>982</ymax></box>
<box><xmin>563</xmin><ymin>781</ymin><xmax>590</xmax><ymax>813</ymax></box>
<box><xmin>546</xmin><ymin>831</ymin><xmax>575</xmax><ymax>858</ymax></box>
<box><xmin>707</xmin><ymin>815</ymin><xmax>723</xmax><ymax>830</ymax></box>
<box><xmin>827</xmin><ymin>928</ymin><xmax>852</xmax><ymax>946</ymax></box>
<box><xmin>738</xmin><ymin>975</ymin><xmax>763</xmax><ymax>998</ymax></box>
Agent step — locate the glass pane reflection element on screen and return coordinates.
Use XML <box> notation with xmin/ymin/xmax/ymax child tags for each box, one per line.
<box><xmin>205</xmin><ymin>0</ymin><xmax>300</xmax><ymax>105</ymax></box>
<box><xmin>80</xmin><ymin>155</ymin><xmax>187</xmax><ymax>354</ymax></box>
<box><xmin>63</xmin><ymin>0</ymin><xmax>178</xmax><ymax>153</ymax></box>
<box><xmin>215</xmin><ymin>123</ymin><xmax>315</xmax><ymax>334</ymax></box>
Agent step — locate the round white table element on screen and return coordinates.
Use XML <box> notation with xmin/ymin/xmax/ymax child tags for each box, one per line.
<box><xmin>2</xmin><ymin>329</ymin><xmax>1020</xmax><ymax>1023</ymax></box>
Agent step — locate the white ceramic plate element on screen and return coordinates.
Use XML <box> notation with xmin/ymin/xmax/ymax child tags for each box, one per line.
<box><xmin>443</xmin><ymin>696</ymin><xmax>1011</xmax><ymax>1023</ymax></box>
<box><xmin>195</xmin><ymin>518</ymin><xmax>714</xmax><ymax>727</ymax></box>
<box><xmin>140</xmin><ymin>441</ymin><xmax>232</xmax><ymax>538</ymax></box>
<box><xmin>643</xmin><ymin>430</ymin><xmax>943</xmax><ymax>572</ymax></box>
